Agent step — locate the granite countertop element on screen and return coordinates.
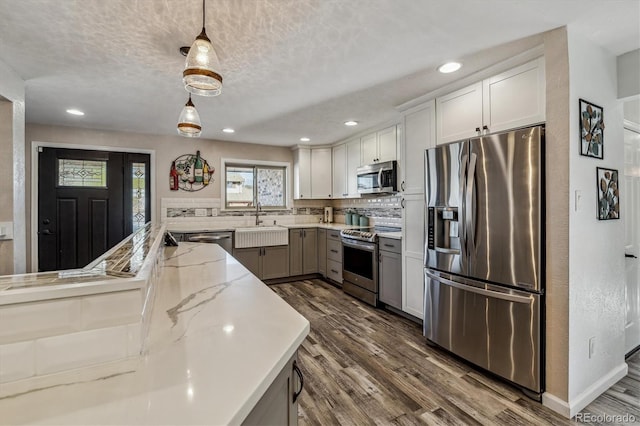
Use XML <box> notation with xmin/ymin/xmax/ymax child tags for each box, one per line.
<box><xmin>0</xmin><ymin>243</ymin><xmax>310</xmax><ymax>425</ymax></box>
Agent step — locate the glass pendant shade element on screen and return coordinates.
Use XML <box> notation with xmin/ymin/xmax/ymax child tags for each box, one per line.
<box><xmin>177</xmin><ymin>96</ymin><xmax>202</xmax><ymax>138</ymax></box>
<box><xmin>183</xmin><ymin>28</ymin><xmax>223</xmax><ymax>96</ymax></box>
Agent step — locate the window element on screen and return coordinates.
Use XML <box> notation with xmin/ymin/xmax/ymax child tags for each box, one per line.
<box><xmin>57</xmin><ymin>159</ymin><xmax>107</xmax><ymax>187</ymax></box>
<box><xmin>225</xmin><ymin>163</ymin><xmax>287</xmax><ymax>209</ymax></box>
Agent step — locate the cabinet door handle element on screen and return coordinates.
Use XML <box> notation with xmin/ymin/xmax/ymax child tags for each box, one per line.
<box><xmin>343</xmin><ymin>193</ymin><xmax>348</xmax><ymax>196</ymax></box>
<box><xmin>482</xmin><ymin>125</ymin><xmax>489</xmax><ymax>135</ymax></box>
<box><xmin>401</xmin><ymin>181</ymin><xmax>405</xmax><ymax>191</ymax></box>
<box><xmin>401</xmin><ymin>198</ymin><xmax>405</xmax><ymax>208</ymax></box>
<box><xmin>475</xmin><ymin>127</ymin><xmax>481</xmax><ymax>135</ymax></box>
<box><xmin>330</xmin><ymin>269</ymin><xmax>339</xmax><ymax>274</ymax></box>
<box><xmin>330</xmin><ymin>249</ymin><xmax>338</xmax><ymax>253</ymax></box>
<box><xmin>292</xmin><ymin>360</ymin><xmax>304</xmax><ymax>403</ymax></box>
<box><xmin>383</xmin><ymin>243</ymin><xmax>395</xmax><ymax>248</ymax></box>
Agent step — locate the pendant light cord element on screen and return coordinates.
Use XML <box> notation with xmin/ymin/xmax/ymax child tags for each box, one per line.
<box><xmin>202</xmin><ymin>0</ymin><xmax>206</xmax><ymax>30</ymax></box>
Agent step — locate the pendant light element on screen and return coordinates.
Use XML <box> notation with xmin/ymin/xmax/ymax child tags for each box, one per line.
<box><xmin>177</xmin><ymin>95</ymin><xmax>202</xmax><ymax>137</ymax></box>
<box><xmin>183</xmin><ymin>0</ymin><xmax>223</xmax><ymax>96</ymax></box>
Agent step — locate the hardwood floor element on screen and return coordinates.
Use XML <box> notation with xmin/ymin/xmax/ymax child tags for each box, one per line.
<box><xmin>271</xmin><ymin>279</ymin><xmax>640</xmax><ymax>425</ymax></box>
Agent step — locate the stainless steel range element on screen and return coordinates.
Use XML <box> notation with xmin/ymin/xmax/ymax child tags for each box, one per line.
<box><xmin>340</xmin><ymin>226</ymin><xmax>399</xmax><ymax>306</ymax></box>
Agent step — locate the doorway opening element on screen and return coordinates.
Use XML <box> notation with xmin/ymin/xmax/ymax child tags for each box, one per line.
<box><xmin>624</xmin><ymin>107</ymin><xmax>640</xmax><ymax>356</ymax></box>
<box><xmin>34</xmin><ymin>146</ymin><xmax>153</xmax><ymax>272</ymax></box>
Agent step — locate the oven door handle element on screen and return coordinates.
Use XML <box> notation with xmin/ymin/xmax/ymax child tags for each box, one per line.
<box><xmin>341</xmin><ymin>239</ymin><xmax>376</xmax><ymax>252</ymax></box>
<box><xmin>378</xmin><ymin>168</ymin><xmax>383</xmax><ymax>189</ymax></box>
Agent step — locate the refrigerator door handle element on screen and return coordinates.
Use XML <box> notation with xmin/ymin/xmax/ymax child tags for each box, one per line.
<box><xmin>426</xmin><ymin>270</ymin><xmax>532</xmax><ymax>304</ymax></box>
<box><xmin>465</xmin><ymin>153</ymin><xmax>477</xmax><ymax>255</ymax></box>
<box><xmin>460</xmin><ymin>153</ymin><xmax>469</xmax><ymax>261</ymax></box>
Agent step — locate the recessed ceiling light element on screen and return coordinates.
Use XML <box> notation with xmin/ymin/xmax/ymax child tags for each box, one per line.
<box><xmin>222</xmin><ymin>128</ymin><xmax>235</xmax><ymax>133</ymax></box>
<box><xmin>438</xmin><ymin>62</ymin><xmax>462</xmax><ymax>74</ymax></box>
<box><xmin>344</xmin><ymin>120</ymin><xmax>358</xmax><ymax>126</ymax></box>
<box><xmin>300</xmin><ymin>137</ymin><xmax>310</xmax><ymax>142</ymax></box>
<box><xmin>66</xmin><ymin>109</ymin><xmax>84</xmax><ymax>116</ymax></box>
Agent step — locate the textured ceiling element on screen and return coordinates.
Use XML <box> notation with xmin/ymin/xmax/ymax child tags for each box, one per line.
<box><xmin>0</xmin><ymin>0</ymin><xmax>638</xmax><ymax>146</ymax></box>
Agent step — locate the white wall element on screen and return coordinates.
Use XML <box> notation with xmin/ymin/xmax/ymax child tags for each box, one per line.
<box><xmin>567</xmin><ymin>24</ymin><xmax>627</xmax><ymax>414</ymax></box>
<box><xmin>0</xmin><ymin>59</ymin><xmax>26</xmax><ymax>274</ymax></box>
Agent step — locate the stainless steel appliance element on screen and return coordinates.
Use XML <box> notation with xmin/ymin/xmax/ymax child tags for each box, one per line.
<box><xmin>423</xmin><ymin>125</ymin><xmax>544</xmax><ymax>398</ymax></box>
<box><xmin>356</xmin><ymin>160</ymin><xmax>398</xmax><ymax>195</ymax></box>
<box><xmin>341</xmin><ymin>226</ymin><xmax>400</xmax><ymax>306</ymax></box>
<box><xmin>172</xmin><ymin>231</ymin><xmax>234</xmax><ymax>254</ymax></box>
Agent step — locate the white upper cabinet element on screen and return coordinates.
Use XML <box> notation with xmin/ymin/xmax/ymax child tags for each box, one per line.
<box><xmin>293</xmin><ymin>147</ymin><xmax>332</xmax><ymax>199</ymax></box>
<box><xmin>361</xmin><ymin>125</ymin><xmax>398</xmax><ymax>165</ymax></box>
<box><xmin>310</xmin><ymin>148</ymin><xmax>332</xmax><ymax>199</ymax></box>
<box><xmin>346</xmin><ymin>139</ymin><xmax>361</xmax><ymax>198</ymax></box>
<box><xmin>377</xmin><ymin>126</ymin><xmax>397</xmax><ymax>163</ymax></box>
<box><xmin>436</xmin><ymin>82</ymin><xmax>483</xmax><ymax>144</ymax></box>
<box><xmin>293</xmin><ymin>147</ymin><xmax>311</xmax><ymax>199</ymax></box>
<box><xmin>402</xmin><ymin>101</ymin><xmax>436</xmax><ymax>195</ymax></box>
<box><xmin>332</xmin><ymin>139</ymin><xmax>361</xmax><ymax>199</ymax></box>
<box><xmin>436</xmin><ymin>57</ymin><xmax>545</xmax><ymax>145</ymax></box>
<box><xmin>482</xmin><ymin>57</ymin><xmax>546</xmax><ymax>134</ymax></box>
<box><xmin>360</xmin><ymin>133</ymin><xmax>378</xmax><ymax>165</ymax></box>
<box><xmin>332</xmin><ymin>143</ymin><xmax>347</xmax><ymax>199</ymax></box>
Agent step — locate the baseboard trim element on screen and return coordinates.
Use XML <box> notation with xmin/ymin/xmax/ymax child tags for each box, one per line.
<box><xmin>542</xmin><ymin>362</ymin><xmax>629</xmax><ymax>418</ymax></box>
<box><xmin>568</xmin><ymin>362</ymin><xmax>628</xmax><ymax>418</ymax></box>
<box><xmin>542</xmin><ymin>392</ymin><xmax>571</xmax><ymax>418</ymax></box>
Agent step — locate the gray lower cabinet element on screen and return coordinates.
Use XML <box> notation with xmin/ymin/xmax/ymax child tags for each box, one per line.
<box><xmin>318</xmin><ymin>229</ymin><xmax>326</xmax><ymax>277</ymax></box>
<box><xmin>289</xmin><ymin>228</ymin><xmax>318</xmax><ymax>276</ymax></box>
<box><xmin>378</xmin><ymin>237</ymin><xmax>402</xmax><ymax>310</ymax></box>
<box><xmin>326</xmin><ymin>230</ymin><xmax>343</xmax><ymax>284</ymax></box>
<box><xmin>242</xmin><ymin>352</ymin><xmax>302</xmax><ymax>426</ymax></box>
<box><xmin>234</xmin><ymin>246</ymin><xmax>289</xmax><ymax>280</ymax></box>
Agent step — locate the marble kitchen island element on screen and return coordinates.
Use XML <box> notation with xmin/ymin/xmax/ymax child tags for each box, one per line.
<box><xmin>0</xmin><ymin>241</ymin><xmax>310</xmax><ymax>425</ymax></box>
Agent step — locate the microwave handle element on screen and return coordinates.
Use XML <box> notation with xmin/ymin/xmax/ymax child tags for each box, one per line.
<box><xmin>378</xmin><ymin>168</ymin><xmax>383</xmax><ymax>188</ymax></box>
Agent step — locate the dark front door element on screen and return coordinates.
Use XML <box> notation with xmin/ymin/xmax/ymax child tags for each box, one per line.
<box><xmin>37</xmin><ymin>147</ymin><xmax>150</xmax><ymax>272</ymax></box>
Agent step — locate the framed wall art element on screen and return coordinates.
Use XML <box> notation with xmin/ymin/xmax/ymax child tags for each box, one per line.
<box><xmin>596</xmin><ymin>167</ymin><xmax>619</xmax><ymax>220</ymax></box>
<box><xmin>579</xmin><ymin>98</ymin><xmax>605</xmax><ymax>159</ymax></box>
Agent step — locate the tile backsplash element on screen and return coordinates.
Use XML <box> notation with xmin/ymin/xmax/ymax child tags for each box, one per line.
<box><xmin>161</xmin><ymin>196</ymin><xmax>402</xmax><ymax>228</ymax></box>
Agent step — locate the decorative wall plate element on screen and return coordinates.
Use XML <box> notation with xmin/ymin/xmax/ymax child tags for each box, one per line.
<box><xmin>170</xmin><ymin>151</ymin><xmax>214</xmax><ymax>192</ymax></box>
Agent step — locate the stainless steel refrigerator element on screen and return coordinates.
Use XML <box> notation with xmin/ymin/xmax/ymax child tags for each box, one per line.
<box><xmin>423</xmin><ymin>125</ymin><xmax>544</xmax><ymax>397</ymax></box>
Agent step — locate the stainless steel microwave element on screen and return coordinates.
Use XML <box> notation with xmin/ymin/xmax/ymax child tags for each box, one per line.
<box><xmin>356</xmin><ymin>160</ymin><xmax>398</xmax><ymax>194</ymax></box>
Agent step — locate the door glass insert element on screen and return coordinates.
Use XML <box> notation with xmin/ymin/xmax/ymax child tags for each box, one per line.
<box><xmin>132</xmin><ymin>162</ymin><xmax>146</xmax><ymax>231</ymax></box>
<box><xmin>57</xmin><ymin>159</ymin><xmax>107</xmax><ymax>187</ymax></box>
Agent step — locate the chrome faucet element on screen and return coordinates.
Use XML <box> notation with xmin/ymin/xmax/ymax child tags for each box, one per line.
<box><xmin>255</xmin><ymin>202</ymin><xmax>264</xmax><ymax>226</ymax></box>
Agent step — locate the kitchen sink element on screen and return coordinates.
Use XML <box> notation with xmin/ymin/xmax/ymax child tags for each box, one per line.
<box><xmin>234</xmin><ymin>226</ymin><xmax>288</xmax><ymax>248</ymax></box>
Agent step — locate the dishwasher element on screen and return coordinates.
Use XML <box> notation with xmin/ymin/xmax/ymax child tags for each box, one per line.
<box><xmin>172</xmin><ymin>231</ymin><xmax>233</xmax><ymax>254</ymax></box>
